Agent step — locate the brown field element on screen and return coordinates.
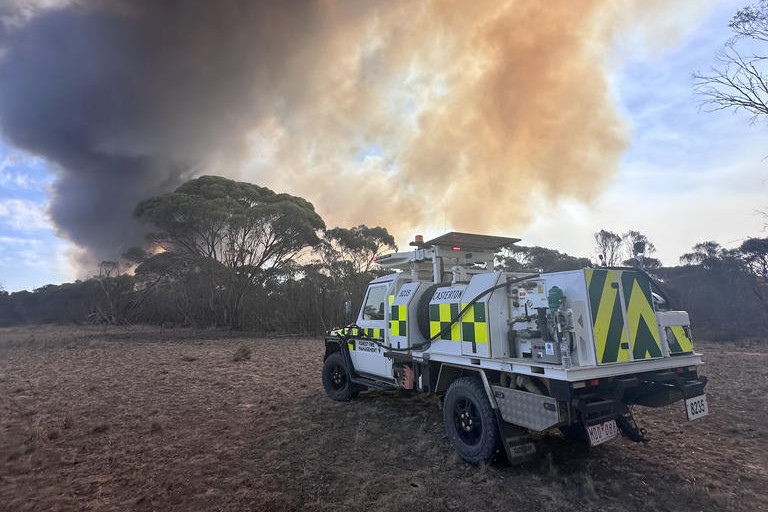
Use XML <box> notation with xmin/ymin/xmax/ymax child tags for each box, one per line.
<box><xmin>0</xmin><ymin>326</ymin><xmax>766</xmax><ymax>512</ymax></box>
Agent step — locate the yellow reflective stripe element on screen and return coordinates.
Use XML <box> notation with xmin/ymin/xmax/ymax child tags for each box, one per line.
<box><xmin>670</xmin><ymin>325</ymin><xmax>693</xmax><ymax>352</ymax></box>
<box><xmin>361</xmin><ymin>328</ymin><xmax>384</xmax><ymax>340</ymax></box>
<box><xmin>625</xmin><ymin>279</ymin><xmax>661</xmax><ymax>359</ymax></box>
<box><xmin>429</xmin><ymin>322</ymin><xmax>439</xmax><ymax>337</ymax></box>
<box><xmin>474</xmin><ymin>322</ymin><xmax>487</xmax><ymax>343</ymax></box>
<box><xmin>335</xmin><ymin>326</ymin><xmax>383</xmax><ymax>341</ymax></box>
<box><xmin>593</xmin><ymin>272</ymin><xmax>619</xmax><ymax>362</ymax></box>
<box><xmin>590</xmin><ymin>270</ymin><xmax>630</xmax><ymax>363</ymax></box>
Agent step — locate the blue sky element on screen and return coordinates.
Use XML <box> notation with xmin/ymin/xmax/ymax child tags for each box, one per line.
<box><xmin>520</xmin><ymin>1</ymin><xmax>767</xmax><ymax>265</ymax></box>
<box><xmin>0</xmin><ymin>0</ymin><xmax>766</xmax><ymax>292</ymax></box>
<box><xmin>0</xmin><ymin>142</ymin><xmax>74</xmax><ymax>291</ymax></box>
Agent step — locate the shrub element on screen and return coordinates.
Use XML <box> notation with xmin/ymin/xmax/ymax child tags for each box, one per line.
<box><xmin>232</xmin><ymin>342</ymin><xmax>252</xmax><ymax>362</ymax></box>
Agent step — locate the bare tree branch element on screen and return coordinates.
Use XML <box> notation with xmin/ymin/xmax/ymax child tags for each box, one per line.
<box><xmin>694</xmin><ymin>2</ymin><xmax>768</xmax><ymax>121</ymax></box>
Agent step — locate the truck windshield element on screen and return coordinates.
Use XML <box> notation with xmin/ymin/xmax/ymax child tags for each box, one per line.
<box><xmin>362</xmin><ymin>285</ymin><xmax>387</xmax><ymax>321</ymax></box>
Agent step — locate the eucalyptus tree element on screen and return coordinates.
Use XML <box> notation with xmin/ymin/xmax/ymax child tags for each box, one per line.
<box><xmin>135</xmin><ymin>175</ymin><xmax>325</xmax><ymax>328</ymax></box>
<box><xmin>738</xmin><ymin>237</ymin><xmax>768</xmax><ymax>279</ymax></box>
<box><xmin>320</xmin><ymin>225</ymin><xmax>398</xmax><ymax>277</ymax></box>
<box><xmin>497</xmin><ymin>245</ymin><xmax>590</xmax><ymax>273</ymax></box>
<box><xmin>680</xmin><ymin>241</ymin><xmax>725</xmax><ymax>270</ymax></box>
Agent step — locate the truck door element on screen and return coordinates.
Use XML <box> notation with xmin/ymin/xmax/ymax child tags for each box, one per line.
<box><xmin>350</xmin><ymin>282</ymin><xmax>392</xmax><ymax>379</ymax></box>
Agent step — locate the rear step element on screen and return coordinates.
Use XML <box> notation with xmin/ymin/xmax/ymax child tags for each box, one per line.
<box><xmin>575</xmin><ymin>396</ymin><xmax>620</xmax><ymax>426</ymax></box>
<box><xmin>350</xmin><ymin>374</ymin><xmax>397</xmax><ymax>391</ymax></box>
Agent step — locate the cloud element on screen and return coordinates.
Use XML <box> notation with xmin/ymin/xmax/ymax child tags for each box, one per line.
<box><xmin>0</xmin><ymin>169</ymin><xmax>32</xmax><ymax>188</ymax></box>
<box><xmin>0</xmin><ymin>198</ymin><xmax>50</xmax><ymax>230</ymax></box>
<box><xmin>18</xmin><ymin>247</ymin><xmax>45</xmax><ymax>267</ymax></box>
<box><xmin>0</xmin><ymin>235</ymin><xmax>42</xmax><ymax>245</ymax></box>
<box><xmin>0</xmin><ymin>149</ymin><xmax>47</xmax><ymax>188</ymax></box>
<box><xmin>0</xmin><ymin>0</ymin><xmax>73</xmax><ymax>33</ymax></box>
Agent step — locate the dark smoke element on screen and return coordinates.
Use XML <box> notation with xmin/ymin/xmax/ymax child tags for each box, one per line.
<box><xmin>0</xmin><ymin>0</ymin><xmax>336</xmax><ymax>267</ymax></box>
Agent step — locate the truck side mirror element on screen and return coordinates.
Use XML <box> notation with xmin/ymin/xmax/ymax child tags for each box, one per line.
<box><xmin>344</xmin><ymin>300</ymin><xmax>353</xmax><ymax>324</ymax></box>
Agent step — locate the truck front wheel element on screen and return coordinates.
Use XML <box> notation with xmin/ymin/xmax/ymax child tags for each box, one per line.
<box><xmin>443</xmin><ymin>376</ymin><xmax>501</xmax><ymax>464</ymax></box>
<box><xmin>322</xmin><ymin>351</ymin><xmax>354</xmax><ymax>401</ymax></box>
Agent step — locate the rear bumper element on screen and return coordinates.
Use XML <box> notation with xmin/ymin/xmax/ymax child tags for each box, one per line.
<box><xmin>550</xmin><ymin>367</ymin><xmax>707</xmax><ymax>428</ymax></box>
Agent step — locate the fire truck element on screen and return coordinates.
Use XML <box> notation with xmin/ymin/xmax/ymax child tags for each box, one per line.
<box><xmin>322</xmin><ymin>232</ymin><xmax>708</xmax><ymax>464</ymax></box>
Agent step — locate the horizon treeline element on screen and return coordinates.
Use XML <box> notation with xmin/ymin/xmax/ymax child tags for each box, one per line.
<box><xmin>0</xmin><ymin>176</ymin><xmax>766</xmax><ymax>341</ymax></box>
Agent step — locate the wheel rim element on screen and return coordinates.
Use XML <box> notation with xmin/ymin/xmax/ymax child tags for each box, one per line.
<box><xmin>453</xmin><ymin>397</ymin><xmax>482</xmax><ymax>445</ymax></box>
<box><xmin>328</xmin><ymin>362</ymin><xmax>346</xmax><ymax>389</ymax></box>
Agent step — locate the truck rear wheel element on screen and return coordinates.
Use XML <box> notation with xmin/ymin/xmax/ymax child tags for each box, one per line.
<box><xmin>443</xmin><ymin>376</ymin><xmax>501</xmax><ymax>464</ymax></box>
<box><xmin>322</xmin><ymin>352</ymin><xmax>353</xmax><ymax>401</ymax></box>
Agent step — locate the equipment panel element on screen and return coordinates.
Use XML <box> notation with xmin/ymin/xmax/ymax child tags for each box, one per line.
<box><xmin>389</xmin><ymin>281</ymin><xmax>422</xmax><ymax>350</ymax></box>
<box><xmin>428</xmin><ymin>285</ymin><xmax>467</xmax><ymax>356</ymax></box>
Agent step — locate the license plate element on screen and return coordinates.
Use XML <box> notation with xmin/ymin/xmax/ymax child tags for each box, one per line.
<box><xmin>587</xmin><ymin>420</ymin><xmax>619</xmax><ymax>446</ymax></box>
<box><xmin>685</xmin><ymin>394</ymin><xmax>709</xmax><ymax>420</ymax></box>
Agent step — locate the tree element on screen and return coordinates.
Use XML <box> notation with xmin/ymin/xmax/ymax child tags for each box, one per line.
<box><xmin>621</xmin><ymin>230</ymin><xmax>661</xmax><ymax>269</ymax></box>
<box><xmin>694</xmin><ymin>3</ymin><xmax>768</xmax><ymax>226</ymax></box>
<box><xmin>497</xmin><ymin>245</ymin><xmax>590</xmax><ymax>273</ymax></box>
<box><xmin>90</xmin><ymin>260</ymin><xmax>132</xmax><ymax>325</ymax></box>
<box><xmin>661</xmin><ymin>237</ymin><xmax>768</xmax><ymax>339</ymax></box>
<box><xmin>657</xmin><ymin>257</ymin><xmax>768</xmax><ymax>339</ymax></box>
<box><xmin>679</xmin><ymin>241</ymin><xmax>725</xmax><ymax>269</ymax></box>
<box><xmin>319</xmin><ymin>225</ymin><xmax>397</xmax><ymax>276</ymax></box>
<box><xmin>309</xmin><ymin>225</ymin><xmax>398</xmax><ymax>327</ymax></box>
<box><xmin>593</xmin><ymin>230</ymin><xmax>624</xmax><ymax>266</ymax></box>
<box><xmin>135</xmin><ymin>175</ymin><xmax>325</xmax><ymax>328</ymax></box>
<box><xmin>737</xmin><ymin>236</ymin><xmax>768</xmax><ymax>279</ymax></box>
<box><xmin>130</xmin><ymin>251</ymin><xmax>197</xmax><ymax>326</ymax></box>
<box><xmin>694</xmin><ymin>1</ymin><xmax>768</xmax><ymax>120</ymax></box>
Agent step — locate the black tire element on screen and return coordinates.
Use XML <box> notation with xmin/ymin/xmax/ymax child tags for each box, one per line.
<box><xmin>443</xmin><ymin>376</ymin><xmax>501</xmax><ymax>464</ymax></box>
<box><xmin>322</xmin><ymin>352</ymin><xmax>353</xmax><ymax>402</ymax></box>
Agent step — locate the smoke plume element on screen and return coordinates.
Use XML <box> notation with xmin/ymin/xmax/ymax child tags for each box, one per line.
<box><xmin>0</xmin><ymin>0</ymin><xmax>702</xmax><ymax>270</ymax></box>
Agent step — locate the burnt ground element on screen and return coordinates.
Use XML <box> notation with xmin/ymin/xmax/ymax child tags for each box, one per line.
<box><xmin>0</xmin><ymin>325</ymin><xmax>765</xmax><ymax>512</ymax></box>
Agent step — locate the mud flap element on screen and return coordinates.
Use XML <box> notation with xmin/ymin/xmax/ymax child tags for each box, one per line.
<box><xmin>475</xmin><ymin>370</ymin><xmax>536</xmax><ymax>465</ymax></box>
<box><xmin>494</xmin><ymin>409</ymin><xmax>536</xmax><ymax>465</ymax></box>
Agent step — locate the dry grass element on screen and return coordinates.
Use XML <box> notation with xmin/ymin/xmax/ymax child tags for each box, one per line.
<box><xmin>0</xmin><ymin>326</ymin><xmax>765</xmax><ymax>511</ymax></box>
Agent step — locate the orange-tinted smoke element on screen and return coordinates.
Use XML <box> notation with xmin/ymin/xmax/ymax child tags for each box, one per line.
<box><xmin>234</xmin><ymin>0</ymin><xmax>703</xmax><ymax>243</ymax></box>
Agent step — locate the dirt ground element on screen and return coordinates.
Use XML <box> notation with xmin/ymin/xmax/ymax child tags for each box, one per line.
<box><xmin>0</xmin><ymin>326</ymin><xmax>765</xmax><ymax>512</ymax></box>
